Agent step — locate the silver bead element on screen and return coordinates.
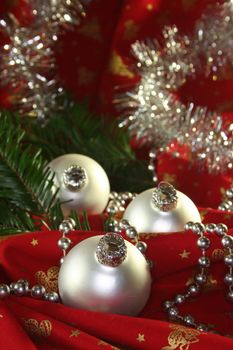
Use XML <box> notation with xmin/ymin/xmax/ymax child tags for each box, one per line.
<box><xmin>59</xmin><ymin>220</ymin><xmax>73</xmax><ymax>234</ymax></box>
<box><xmin>119</xmin><ymin>219</ymin><xmax>130</xmax><ymax>230</ymax></box>
<box><xmin>0</xmin><ymin>284</ymin><xmax>10</xmax><ymax>299</ymax></box>
<box><xmin>197</xmin><ymin>237</ymin><xmax>210</xmax><ymax>249</ymax></box>
<box><xmin>175</xmin><ymin>294</ymin><xmax>185</xmax><ymax>304</ymax></box>
<box><xmin>167</xmin><ymin>307</ymin><xmax>179</xmax><ymax>320</ymax></box>
<box><xmin>193</xmin><ymin>223</ymin><xmax>205</xmax><ymax>234</ymax></box>
<box><xmin>184</xmin><ymin>315</ymin><xmax>195</xmax><ymax>326</ymax></box>
<box><xmin>44</xmin><ymin>292</ymin><xmax>59</xmax><ymax>302</ymax></box>
<box><xmin>136</xmin><ymin>241</ymin><xmax>147</xmax><ymax>253</ymax></box>
<box><xmin>224</xmin><ymin>254</ymin><xmax>233</xmax><ymax>266</ymax></box>
<box><xmin>31</xmin><ymin>285</ymin><xmax>46</xmax><ymax>298</ymax></box>
<box><xmin>227</xmin><ymin>290</ymin><xmax>233</xmax><ymax>302</ymax></box>
<box><xmin>184</xmin><ymin>221</ymin><xmax>194</xmax><ymax>231</ymax></box>
<box><xmin>188</xmin><ymin>283</ymin><xmax>200</xmax><ymax>296</ymax></box>
<box><xmin>198</xmin><ymin>256</ymin><xmax>210</xmax><ymax>267</ymax></box>
<box><xmin>106</xmin><ymin>205</ymin><xmax>117</xmax><ymax>215</ymax></box>
<box><xmin>221</xmin><ymin>235</ymin><xmax>233</xmax><ymax>248</ymax></box>
<box><xmin>58</xmin><ymin>237</ymin><xmax>71</xmax><ymax>250</ymax></box>
<box><xmin>163</xmin><ymin>301</ymin><xmax>174</xmax><ymax>310</ymax></box>
<box><xmin>106</xmin><ymin>219</ymin><xmax>119</xmax><ymax>231</ymax></box>
<box><xmin>226</xmin><ymin>188</ymin><xmax>233</xmax><ymax>199</ymax></box>
<box><xmin>215</xmin><ymin>223</ymin><xmax>228</xmax><ymax>236</ymax></box>
<box><xmin>195</xmin><ymin>273</ymin><xmax>207</xmax><ymax>285</ymax></box>
<box><xmin>125</xmin><ymin>227</ymin><xmax>138</xmax><ymax>239</ymax></box>
<box><xmin>9</xmin><ymin>282</ymin><xmax>16</xmax><ymax>291</ymax></box>
<box><xmin>66</xmin><ymin>217</ymin><xmax>76</xmax><ymax>229</ymax></box>
<box><xmin>205</xmin><ymin>223</ymin><xmax>216</xmax><ymax>233</ymax></box>
<box><xmin>14</xmin><ymin>282</ymin><xmax>28</xmax><ymax>296</ymax></box>
<box><xmin>109</xmin><ymin>191</ymin><xmax>118</xmax><ymax>199</ymax></box>
<box><xmin>197</xmin><ymin>323</ymin><xmax>209</xmax><ymax>332</ymax></box>
<box><xmin>224</xmin><ymin>273</ymin><xmax>233</xmax><ymax>285</ymax></box>
<box><xmin>113</xmin><ymin>225</ymin><xmax>121</xmax><ymax>233</ymax></box>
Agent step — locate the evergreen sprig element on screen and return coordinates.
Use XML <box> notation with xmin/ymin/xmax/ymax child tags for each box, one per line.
<box><xmin>0</xmin><ymin>101</ymin><xmax>153</xmax><ymax>235</ymax></box>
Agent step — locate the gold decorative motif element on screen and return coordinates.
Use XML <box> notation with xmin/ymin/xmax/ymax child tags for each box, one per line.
<box><xmin>179</xmin><ymin>250</ymin><xmax>190</xmax><ymax>259</ymax></box>
<box><xmin>70</xmin><ymin>329</ymin><xmax>81</xmax><ymax>337</ymax></box>
<box><xmin>77</xmin><ymin>67</ymin><xmax>96</xmax><ymax>86</ymax></box>
<box><xmin>35</xmin><ymin>266</ymin><xmax>59</xmax><ymax>293</ymax></box>
<box><xmin>186</xmin><ymin>274</ymin><xmax>217</xmax><ymax>292</ymax></box>
<box><xmin>137</xmin><ymin>333</ymin><xmax>145</xmax><ymax>342</ymax></box>
<box><xmin>162</xmin><ymin>324</ymin><xmax>201</xmax><ymax>350</ymax></box>
<box><xmin>78</xmin><ymin>17</ymin><xmax>102</xmax><ymax>42</ymax></box>
<box><xmin>24</xmin><ymin>319</ymin><xmax>52</xmax><ymax>338</ymax></box>
<box><xmin>123</xmin><ymin>20</ymin><xmax>139</xmax><ymax>40</ymax></box>
<box><xmin>108</xmin><ymin>51</ymin><xmax>135</xmax><ymax>78</ymax></box>
<box><xmin>212</xmin><ymin>248</ymin><xmax>226</xmax><ymax>262</ymax></box>
<box><xmin>31</xmin><ymin>239</ymin><xmax>38</xmax><ymax>246</ymax></box>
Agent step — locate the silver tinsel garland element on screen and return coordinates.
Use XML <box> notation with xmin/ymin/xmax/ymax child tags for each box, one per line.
<box><xmin>0</xmin><ymin>0</ymin><xmax>85</xmax><ymax>123</ymax></box>
<box><xmin>117</xmin><ymin>0</ymin><xmax>233</xmax><ymax>175</ymax></box>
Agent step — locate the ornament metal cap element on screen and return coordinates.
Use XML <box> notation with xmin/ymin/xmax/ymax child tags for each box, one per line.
<box><xmin>96</xmin><ymin>233</ymin><xmax>127</xmax><ymax>267</ymax></box>
<box><xmin>62</xmin><ymin>165</ymin><xmax>87</xmax><ymax>191</ymax></box>
<box><xmin>152</xmin><ymin>181</ymin><xmax>178</xmax><ymax>212</ymax></box>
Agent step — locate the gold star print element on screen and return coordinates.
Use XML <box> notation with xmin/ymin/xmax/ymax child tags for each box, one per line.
<box><xmin>31</xmin><ymin>239</ymin><xmax>38</xmax><ymax>246</ymax></box>
<box><xmin>147</xmin><ymin>3</ymin><xmax>154</xmax><ymax>11</ymax></box>
<box><xmin>179</xmin><ymin>250</ymin><xmax>190</xmax><ymax>259</ymax></box>
<box><xmin>123</xmin><ymin>20</ymin><xmax>139</xmax><ymax>40</ymax></box>
<box><xmin>70</xmin><ymin>329</ymin><xmax>80</xmax><ymax>337</ymax></box>
<box><xmin>137</xmin><ymin>333</ymin><xmax>145</xmax><ymax>342</ymax></box>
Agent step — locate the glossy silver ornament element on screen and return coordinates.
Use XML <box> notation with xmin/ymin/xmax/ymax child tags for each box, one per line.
<box><xmin>48</xmin><ymin>154</ymin><xmax>110</xmax><ymax>216</ymax></box>
<box><xmin>58</xmin><ymin>235</ymin><xmax>152</xmax><ymax>316</ymax></box>
<box><xmin>123</xmin><ymin>186</ymin><xmax>201</xmax><ymax>234</ymax></box>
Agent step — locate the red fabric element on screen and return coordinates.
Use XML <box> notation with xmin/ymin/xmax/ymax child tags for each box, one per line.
<box><xmin>1</xmin><ymin>210</ymin><xmax>233</xmax><ymax>349</ymax></box>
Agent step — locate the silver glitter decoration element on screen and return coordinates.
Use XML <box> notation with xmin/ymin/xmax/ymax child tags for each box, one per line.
<box><xmin>0</xmin><ymin>0</ymin><xmax>85</xmax><ymax>123</ymax></box>
<box><xmin>117</xmin><ymin>1</ymin><xmax>233</xmax><ymax>174</ymax></box>
<box><xmin>96</xmin><ymin>233</ymin><xmax>127</xmax><ymax>267</ymax></box>
<box><xmin>152</xmin><ymin>181</ymin><xmax>178</xmax><ymax>212</ymax></box>
<box><xmin>63</xmin><ymin>165</ymin><xmax>87</xmax><ymax>191</ymax></box>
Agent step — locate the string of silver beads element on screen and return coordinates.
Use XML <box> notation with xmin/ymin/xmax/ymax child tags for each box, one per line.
<box><xmin>218</xmin><ymin>186</ymin><xmax>233</xmax><ymax>212</ymax></box>
<box><xmin>106</xmin><ymin>191</ymin><xmax>137</xmax><ymax>215</ymax></box>
<box><xmin>0</xmin><ymin>279</ymin><xmax>59</xmax><ymax>302</ymax></box>
<box><xmin>57</xmin><ymin>218</ymin><xmax>76</xmax><ymax>264</ymax></box>
<box><xmin>164</xmin><ymin>221</ymin><xmax>232</xmax><ymax>333</ymax></box>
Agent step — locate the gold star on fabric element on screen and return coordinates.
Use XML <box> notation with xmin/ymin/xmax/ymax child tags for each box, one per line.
<box><xmin>31</xmin><ymin>239</ymin><xmax>38</xmax><ymax>246</ymax></box>
<box><xmin>147</xmin><ymin>3</ymin><xmax>153</xmax><ymax>11</ymax></box>
<box><xmin>137</xmin><ymin>333</ymin><xmax>145</xmax><ymax>342</ymax></box>
<box><xmin>70</xmin><ymin>329</ymin><xmax>80</xmax><ymax>337</ymax></box>
<box><xmin>179</xmin><ymin>250</ymin><xmax>190</xmax><ymax>259</ymax></box>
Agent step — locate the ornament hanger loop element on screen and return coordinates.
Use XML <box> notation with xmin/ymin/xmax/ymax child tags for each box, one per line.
<box><xmin>96</xmin><ymin>233</ymin><xmax>127</xmax><ymax>267</ymax></box>
<box><xmin>62</xmin><ymin>165</ymin><xmax>87</xmax><ymax>191</ymax></box>
<box><xmin>152</xmin><ymin>181</ymin><xmax>178</xmax><ymax>212</ymax></box>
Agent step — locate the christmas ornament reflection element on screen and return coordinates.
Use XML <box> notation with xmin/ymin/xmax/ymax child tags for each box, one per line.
<box><xmin>123</xmin><ymin>182</ymin><xmax>201</xmax><ymax>234</ymax></box>
<box><xmin>58</xmin><ymin>233</ymin><xmax>151</xmax><ymax>315</ymax></box>
<box><xmin>48</xmin><ymin>154</ymin><xmax>110</xmax><ymax>216</ymax></box>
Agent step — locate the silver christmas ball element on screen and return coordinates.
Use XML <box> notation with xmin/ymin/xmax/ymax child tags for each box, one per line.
<box><xmin>48</xmin><ymin>154</ymin><xmax>110</xmax><ymax>216</ymax></box>
<box><xmin>123</xmin><ymin>183</ymin><xmax>201</xmax><ymax>234</ymax></box>
<box><xmin>58</xmin><ymin>234</ymin><xmax>152</xmax><ymax>316</ymax></box>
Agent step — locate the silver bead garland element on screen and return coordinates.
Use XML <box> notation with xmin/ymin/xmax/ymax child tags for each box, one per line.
<box><xmin>219</xmin><ymin>185</ymin><xmax>233</xmax><ymax>212</ymax></box>
<box><xmin>164</xmin><ymin>221</ymin><xmax>233</xmax><ymax>333</ymax></box>
<box><xmin>0</xmin><ymin>279</ymin><xmax>59</xmax><ymax>302</ymax></box>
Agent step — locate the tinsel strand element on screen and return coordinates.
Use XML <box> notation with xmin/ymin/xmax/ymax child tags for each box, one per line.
<box><xmin>117</xmin><ymin>0</ymin><xmax>233</xmax><ymax>175</ymax></box>
<box><xmin>0</xmin><ymin>0</ymin><xmax>85</xmax><ymax>123</ymax></box>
